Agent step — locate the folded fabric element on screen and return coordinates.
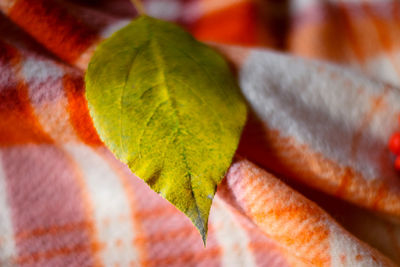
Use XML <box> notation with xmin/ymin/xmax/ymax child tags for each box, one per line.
<box><xmin>0</xmin><ymin>0</ymin><xmax>400</xmax><ymax>266</ymax></box>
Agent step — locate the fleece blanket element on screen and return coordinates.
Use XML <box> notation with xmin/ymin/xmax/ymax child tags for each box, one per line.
<box><xmin>1</xmin><ymin>0</ymin><xmax>400</xmax><ymax>266</ymax></box>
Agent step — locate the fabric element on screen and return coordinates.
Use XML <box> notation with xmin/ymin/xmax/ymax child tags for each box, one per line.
<box><xmin>0</xmin><ymin>0</ymin><xmax>400</xmax><ymax>266</ymax></box>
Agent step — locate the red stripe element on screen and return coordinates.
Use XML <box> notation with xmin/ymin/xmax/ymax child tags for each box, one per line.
<box><xmin>64</xmin><ymin>74</ymin><xmax>103</xmax><ymax>146</ymax></box>
<box><xmin>191</xmin><ymin>2</ymin><xmax>261</xmax><ymax>46</ymax></box>
<box><xmin>9</xmin><ymin>0</ymin><xmax>98</xmax><ymax>63</ymax></box>
<box><xmin>0</xmin><ymin>41</ymin><xmax>53</xmax><ymax>146</ymax></box>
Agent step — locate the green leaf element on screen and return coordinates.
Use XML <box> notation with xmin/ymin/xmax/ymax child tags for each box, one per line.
<box><xmin>85</xmin><ymin>15</ymin><xmax>247</xmax><ymax>244</ymax></box>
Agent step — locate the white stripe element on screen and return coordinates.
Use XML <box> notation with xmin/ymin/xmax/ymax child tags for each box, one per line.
<box><xmin>329</xmin><ymin>224</ymin><xmax>386</xmax><ymax>267</ymax></box>
<box><xmin>290</xmin><ymin>0</ymin><xmax>318</xmax><ymax>14</ymax></box>
<box><xmin>21</xmin><ymin>57</ymin><xmax>81</xmax><ymax>144</ymax></box>
<box><xmin>64</xmin><ymin>144</ymin><xmax>140</xmax><ymax>266</ymax></box>
<box><xmin>100</xmin><ymin>19</ymin><xmax>131</xmax><ymax>38</ymax></box>
<box><xmin>211</xmin><ymin>196</ymin><xmax>257</xmax><ymax>267</ymax></box>
<box><xmin>146</xmin><ymin>0</ymin><xmax>183</xmax><ymax>21</ymax></box>
<box><xmin>21</xmin><ymin>58</ymin><xmax>64</xmax><ymax>87</ymax></box>
<box><xmin>328</xmin><ymin>0</ymin><xmax>391</xmax><ymax>3</ymax></box>
<box><xmin>364</xmin><ymin>53</ymin><xmax>400</xmax><ymax>87</ymax></box>
<box><xmin>240</xmin><ymin>50</ymin><xmax>400</xmax><ymax>180</ymax></box>
<box><xmin>0</xmin><ymin>152</ymin><xmax>17</xmax><ymax>267</ymax></box>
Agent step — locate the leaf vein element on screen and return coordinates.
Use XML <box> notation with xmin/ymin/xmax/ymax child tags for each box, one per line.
<box><xmin>151</xmin><ymin>35</ymin><xmax>205</xmax><ymax>229</ymax></box>
<box><xmin>120</xmin><ymin>43</ymin><xmax>149</xmax><ymax>159</ymax></box>
<box><xmin>169</xmin><ymin>76</ymin><xmax>223</xmax><ymax>133</ymax></box>
<box><xmin>138</xmin><ymin>100</ymin><xmax>168</xmax><ymax>158</ymax></box>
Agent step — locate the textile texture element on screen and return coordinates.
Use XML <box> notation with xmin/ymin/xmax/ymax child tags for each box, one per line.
<box><xmin>0</xmin><ymin>0</ymin><xmax>400</xmax><ymax>266</ymax></box>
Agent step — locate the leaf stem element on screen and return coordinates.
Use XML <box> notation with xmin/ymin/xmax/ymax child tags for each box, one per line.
<box><xmin>130</xmin><ymin>0</ymin><xmax>146</xmax><ymax>15</ymax></box>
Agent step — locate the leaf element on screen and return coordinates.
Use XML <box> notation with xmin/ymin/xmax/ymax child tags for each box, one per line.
<box><xmin>85</xmin><ymin>15</ymin><xmax>247</xmax><ymax>244</ymax></box>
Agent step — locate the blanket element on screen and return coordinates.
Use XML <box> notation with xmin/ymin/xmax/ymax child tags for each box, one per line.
<box><xmin>0</xmin><ymin>0</ymin><xmax>400</xmax><ymax>266</ymax></box>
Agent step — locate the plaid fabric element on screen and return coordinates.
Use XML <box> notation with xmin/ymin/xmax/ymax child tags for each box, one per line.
<box><xmin>0</xmin><ymin>0</ymin><xmax>400</xmax><ymax>266</ymax></box>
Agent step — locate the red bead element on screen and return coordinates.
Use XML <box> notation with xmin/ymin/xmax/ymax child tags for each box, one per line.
<box><xmin>389</xmin><ymin>132</ymin><xmax>400</xmax><ymax>154</ymax></box>
<box><xmin>395</xmin><ymin>156</ymin><xmax>400</xmax><ymax>171</ymax></box>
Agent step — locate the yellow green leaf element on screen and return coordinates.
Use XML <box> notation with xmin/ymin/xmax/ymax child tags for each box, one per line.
<box><xmin>85</xmin><ymin>15</ymin><xmax>247</xmax><ymax>244</ymax></box>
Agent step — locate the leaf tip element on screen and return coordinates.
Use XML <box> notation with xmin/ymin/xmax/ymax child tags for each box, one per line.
<box><xmin>201</xmin><ymin>232</ymin><xmax>207</xmax><ymax>247</ymax></box>
<box><xmin>196</xmin><ymin>217</ymin><xmax>208</xmax><ymax>247</ymax></box>
<box><xmin>200</xmin><ymin>217</ymin><xmax>209</xmax><ymax>247</ymax></box>
<box><xmin>190</xmin><ymin>205</ymin><xmax>209</xmax><ymax>246</ymax></box>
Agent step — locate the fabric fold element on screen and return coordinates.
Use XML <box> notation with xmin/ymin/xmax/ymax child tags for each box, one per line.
<box><xmin>1</xmin><ymin>0</ymin><xmax>400</xmax><ymax>266</ymax></box>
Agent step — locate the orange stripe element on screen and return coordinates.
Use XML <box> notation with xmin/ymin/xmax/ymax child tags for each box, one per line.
<box><xmin>0</xmin><ymin>41</ymin><xmax>102</xmax><ymax>266</ymax></box>
<box><xmin>141</xmin><ymin>246</ymin><xmax>220</xmax><ymax>266</ymax></box>
<box><xmin>350</xmin><ymin>91</ymin><xmax>389</xmax><ymax>209</ymax></box>
<box><xmin>64</xmin><ymin>74</ymin><xmax>103</xmax><ymax>146</ymax></box>
<box><xmin>290</xmin><ymin>3</ymin><xmax>377</xmax><ymax>64</ymax></box>
<box><xmin>236</xmin><ymin>160</ymin><xmax>331</xmax><ymax>265</ymax></box>
<box><xmin>134</xmin><ymin>206</ymin><xmax>176</xmax><ymax>220</ymax></box>
<box><xmin>238</xmin><ymin>113</ymin><xmax>400</xmax><ymax>218</ymax></box>
<box><xmin>362</xmin><ymin>4</ymin><xmax>400</xmax><ymax>77</ymax></box>
<box><xmin>362</xmin><ymin>4</ymin><xmax>393</xmax><ymax>51</ymax></box>
<box><xmin>336</xmin><ymin>92</ymin><xmax>388</xmax><ymax>198</ymax></box>
<box><xmin>214</xmin><ymin>194</ymin><xmax>295</xmax><ymax>265</ymax></box>
<box><xmin>9</xmin><ymin>0</ymin><xmax>98</xmax><ymax>63</ymax></box>
<box><xmin>0</xmin><ymin>41</ymin><xmax>53</xmax><ymax>146</ymax></box>
<box><xmin>134</xmin><ymin>225</ymin><xmax>196</xmax><ymax>244</ymax></box>
<box><xmin>351</xmin><ymin>93</ymin><xmax>386</xmax><ymax>160</ymax></box>
<box><xmin>191</xmin><ymin>2</ymin><xmax>261</xmax><ymax>46</ymax></box>
<box><xmin>16</xmin><ymin>243</ymin><xmax>93</xmax><ymax>265</ymax></box>
<box><xmin>334</xmin><ymin>167</ymin><xmax>354</xmax><ymax>198</ymax></box>
<box><xmin>15</xmin><ymin>221</ymin><xmax>91</xmax><ymax>240</ymax></box>
<box><xmin>337</xmin><ymin>3</ymin><xmax>365</xmax><ymax>63</ymax></box>
<box><xmin>288</xmin><ymin>11</ymin><xmax>350</xmax><ymax>63</ymax></box>
<box><xmin>291</xmin><ymin>2</ymin><xmax>400</xmax><ymax>65</ymax></box>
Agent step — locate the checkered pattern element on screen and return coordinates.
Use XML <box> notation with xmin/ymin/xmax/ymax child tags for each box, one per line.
<box><xmin>0</xmin><ymin>0</ymin><xmax>400</xmax><ymax>266</ymax></box>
